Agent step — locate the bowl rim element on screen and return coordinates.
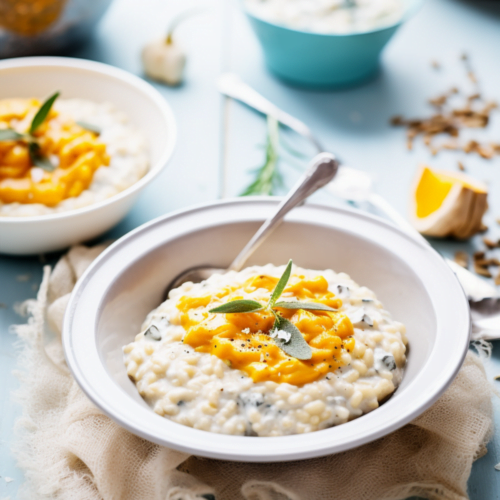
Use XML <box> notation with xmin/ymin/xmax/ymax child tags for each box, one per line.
<box><xmin>242</xmin><ymin>0</ymin><xmax>424</xmax><ymax>38</ymax></box>
<box><xmin>0</xmin><ymin>56</ymin><xmax>177</xmax><ymax>224</ymax></box>
<box><xmin>63</xmin><ymin>197</ymin><xmax>470</xmax><ymax>462</ymax></box>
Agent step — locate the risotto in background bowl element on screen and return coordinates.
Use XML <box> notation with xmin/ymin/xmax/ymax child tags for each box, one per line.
<box><xmin>0</xmin><ymin>57</ymin><xmax>176</xmax><ymax>255</ymax></box>
<box><xmin>63</xmin><ymin>198</ymin><xmax>470</xmax><ymax>461</ymax></box>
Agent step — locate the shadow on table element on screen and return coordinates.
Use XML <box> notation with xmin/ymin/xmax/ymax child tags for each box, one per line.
<box><xmin>451</xmin><ymin>0</ymin><xmax>500</xmax><ymax>18</ymax></box>
<box><xmin>264</xmin><ymin>67</ymin><xmax>413</xmax><ymax>146</ymax></box>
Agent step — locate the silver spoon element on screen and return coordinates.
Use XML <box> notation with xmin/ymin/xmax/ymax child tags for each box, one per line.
<box><xmin>165</xmin><ymin>152</ymin><xmax>339</xmax><ymax>296</ymax></box>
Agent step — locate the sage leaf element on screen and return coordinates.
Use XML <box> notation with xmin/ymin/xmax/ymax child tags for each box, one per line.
<box><xmin>0</xmin><ymin>129</ymin><xmax>24</xmax><ymax>141</ymax></box>
<box><xmin>30</xmin><ymin>91</ymin><xmax>60</xmax><ymax>135</ymax></box>
<box><xmin>209</xmin><ymin>299</ymin><xmax>263</xmax><ymax>314</ymax></box>
<box><xmin>29</xmin><ymin>142</ymin><xmax>55</xmax><ymax>172</ymax></box>
<box><xmin>268</xmin><ymin>259</ymin><xmax>292</xmax><ymax>308</ymax></box>
<box><xmin>272</xmin><ymin>316</ymin><xmax>312</xmax><ymax>360</ymax></box>
<box><xmin>274</xmin><ymin>301</ymin><xmax>337</xmax><ymax>312</ymax></box>
<box><xmin>76</xmin><ymin>120</ymin><xmax>102</xmax><ymax>134</ymax></box>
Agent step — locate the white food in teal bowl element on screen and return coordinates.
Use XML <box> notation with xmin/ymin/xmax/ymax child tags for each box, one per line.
<box><xmin>243</xmin><ymin>0</ymin><xmax>423</xmax><ymax>88</ymax></box>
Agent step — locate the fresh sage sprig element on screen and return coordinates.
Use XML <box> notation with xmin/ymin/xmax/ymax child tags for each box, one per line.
<box><xmin>0</xmin><ymin>91</ymin><xmax>60</xmax><ymax>172</ymax></box>
<box><xmin>209</xmin><ymin>260</ymin><xmax>338</xmax><ymax>360</ymax></box>
<box><xmin>240</xmin><ymin>116</ymin><xmax>283</xmax><ymax>196</ymax></box>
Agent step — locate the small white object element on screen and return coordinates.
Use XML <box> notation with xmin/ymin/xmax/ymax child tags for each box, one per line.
<box><xmin>335</xmin><ymin>284</ymin><xmax>350</xmax><ymax>298</ymax></box>
<box><xmin>142</xmin><ymin>38</ymin><xmax>186</xmax><ymax>86</ymax></box>
<box><xmin>271</xmin><ymin>329</ymin><xmax>291</xmax><ymax>343</ymax></box>
<box><xmin>4</xmin><ymin>477</ymin><xmax>14</xmax><ymax>483</ymax></box>
<box><xmin>30</xmin><ymin>167</ymin><xmax>45</xmax><ymax>183</ymax></box>
<box><xmin>327</xmin><ymin>165</ymin><xmax>374</xmax><ymax>203</ymax></box>
<box><xmin>348</xmin><ymin>309</ymin><xmax>372</xmax><ymax>326</ymax></box>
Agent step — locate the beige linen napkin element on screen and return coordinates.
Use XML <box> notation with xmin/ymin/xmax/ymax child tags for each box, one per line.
<box><xmin>11</xmin><ymin>245</ymin><xmax>495</xmax><ymax>500</ymax></box>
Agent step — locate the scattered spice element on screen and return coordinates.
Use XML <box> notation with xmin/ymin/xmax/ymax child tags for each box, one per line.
<box><xmin>431</xmin><ymin>59</ymin><xmax>441</xmax><ymax>70</ymax></box>
<box><xmin>471</xmin><ymin>248</ymin><xmax>500</xmax><ymax>278</ymax></box>
<box><xmin>391</xmin><ymin>55</ymin><xmax>499</xmax><ymax>156</ymax></box>
<box><xmin>483</xmin><ymin>237</ymin><xmax>498</xmax><ymax>249</ymax></box>
<box><xmin>454</xmin><ymin>251</ymin><xmax>469</xmax><ymax>268</ymax></box>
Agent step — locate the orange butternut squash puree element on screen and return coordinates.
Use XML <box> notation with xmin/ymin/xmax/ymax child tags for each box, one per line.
<box><xmin>178</xmin><ymin>274</ymin><xmax>355</xmax><ymax>386</ymax></box>
<box><xmin>0</xmin><ymin>98</ymin><xmax>109</xmax><ymax>207</ymax></box>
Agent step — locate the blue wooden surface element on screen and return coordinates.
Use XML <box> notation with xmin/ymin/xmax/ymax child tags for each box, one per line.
<box><xmin>1</xmin><ymin>0</ymin><xmax>499</xmax><ymax>497</ymax></box>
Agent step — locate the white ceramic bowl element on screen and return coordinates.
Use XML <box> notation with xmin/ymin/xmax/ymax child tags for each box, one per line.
<box><xmin>63</xmin><ymin>199</ymin><xmax>470</xmax><ymax>462</ymax></box>
<box><xmin>0</xmin><ymin>57</ymin><xmax>177</xmax><ymax>256</ymax></box>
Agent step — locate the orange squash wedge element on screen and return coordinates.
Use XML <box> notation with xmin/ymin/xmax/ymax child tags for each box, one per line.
<box><xmin>410</xmin><ymin>165</ymin><xmax>488</xmax><ymax>240</ymax></box>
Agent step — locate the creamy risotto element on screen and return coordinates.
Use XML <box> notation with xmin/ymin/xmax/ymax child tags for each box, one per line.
<box><xmin>124</xmin><ymin>264</ymin><xmax>408</xmax><ymax>437</ymax></box>
<box><xmin>245</xmin><ymin>0</ymin><xmax>405</xmax><ymax>34</ymax></box>
<box><xmin>0</xmin><ymin>97</ymin><xmax>148</xmax><ymax>217</ymax></box>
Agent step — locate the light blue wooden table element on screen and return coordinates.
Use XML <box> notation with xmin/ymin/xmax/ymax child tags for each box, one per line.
<box><xmin>1</xmin><ymin>0</ymin><xmax>499</xmax><ymax>498</ymax></box>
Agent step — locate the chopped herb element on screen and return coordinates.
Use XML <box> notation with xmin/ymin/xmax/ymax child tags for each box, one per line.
<box><xmin>28</xmin><ymin>142</ymin><xmax>55</xmax><ymax>172</ymax></box>
<box><xmin>382</xmin><ymin>354</ymin><xmax>396</xmax><ymax>371</ymax></box>
<box><xmin>144</xmin><ymin>325</ymin><xmax>161</xmax><ymax>341</ymax></box>
<box><xmin>76</xmin><ymin>120</ymin><xmax>102</xmax><ymax>134</ymax></box>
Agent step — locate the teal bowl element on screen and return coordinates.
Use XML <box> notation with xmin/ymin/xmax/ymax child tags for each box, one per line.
<box><xmin>244</xmin><ymin>0</ymin><xmax>423</xmax><ymax>89</ymax></box>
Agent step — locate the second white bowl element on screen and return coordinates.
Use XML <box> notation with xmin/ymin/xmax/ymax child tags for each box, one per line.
<box><xmin>0</xmin><ymin>57</ymin><xmax>177</xmax><ymax>255</ymax></box>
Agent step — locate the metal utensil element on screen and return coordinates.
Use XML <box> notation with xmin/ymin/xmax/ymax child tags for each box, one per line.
<box><xmin>165</xmin><ymin>152</ymin><xmax>339</xmax><ymax>295</ymax></box>
<box><xmin>217</xmin><ymin>72</ymin><xmax>500</xmax><ymax>336</ymax></box>
<box><xmin>218</xmin><ymin>73</ymin><xmax>325</xmax><ymax>153</ymax></box>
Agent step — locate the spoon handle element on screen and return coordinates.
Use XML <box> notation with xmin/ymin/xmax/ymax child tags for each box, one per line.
<box><xmin>228</xmin><ymin>153</ymin><xmax>339</xmax><ymax>271</ymax></box>
<box><xmin>218</xmin><ymin>73</ymin><xmax>324</xmax><ymax>154</ymax></box>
